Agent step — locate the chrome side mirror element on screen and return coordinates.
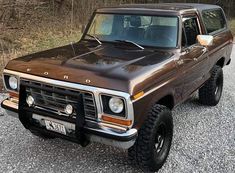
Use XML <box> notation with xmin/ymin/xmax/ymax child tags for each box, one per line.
<box><xmin>197</xmin><ymin>35</ymin><xmax>214</xmax><ymax>46</ymax></box>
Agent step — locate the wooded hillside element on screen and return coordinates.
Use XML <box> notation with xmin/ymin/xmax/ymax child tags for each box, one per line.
<box><xmin>0</xmin><ymin>0</ymin><xmax>234</xmax><ymax>70</ymax></box>
<box><xmin>1</xmin><ymin>0</ymin><xmax>234</xmax><ymax>28</ymax></box>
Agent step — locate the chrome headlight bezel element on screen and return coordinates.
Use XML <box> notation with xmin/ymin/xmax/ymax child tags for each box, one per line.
<box><xmin>100</xmin><ymin>94</ymin><xmax>126</xmax><ymax>118</ymax></box>
<box><xmin>3</xmin><ymin>74</ymin><xmax>19</xmax><ymax>92</ymax></box>
<box><xmin>9</xmin><ymin>76</ymin><xmax>18</xmax><ymax>90</ymax></box>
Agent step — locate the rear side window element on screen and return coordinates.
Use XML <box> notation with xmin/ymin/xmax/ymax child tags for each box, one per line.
<box><xmin>202</xmin><ymin>9</ymin><xmax>227</xmax><ymax>34</ymax></box>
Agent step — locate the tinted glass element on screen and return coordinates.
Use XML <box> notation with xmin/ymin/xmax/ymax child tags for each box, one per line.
<box><xmin>86</xmin><ymin>14</ymin><xmax>179</xmax><ymax>48</ymax></box>
<box><xmin>202</xmin><ymin>9</ymin><xmax>227</xmax><ymax>34</ymax></box>
<box><xmin>182</xmin><ymin>17</ymin><xmax>200</xmax><ymax>46</ymax></box>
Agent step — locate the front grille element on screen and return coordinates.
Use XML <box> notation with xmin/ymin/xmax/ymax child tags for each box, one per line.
<box><xmin>21</xmin><ymin>79</ymin><xmax>97</xmax><ymax>120</ymax></box>
<box><xmin>83</xmin><ymin>93</ymin><xmax>97</xmax><ymax>119</ymax></box>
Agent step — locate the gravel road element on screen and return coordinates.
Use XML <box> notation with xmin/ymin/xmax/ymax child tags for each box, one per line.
<box><xmin>0</xmin><ymin>46</ymin><xmax>234</xmax><ymax>173</ymax></box>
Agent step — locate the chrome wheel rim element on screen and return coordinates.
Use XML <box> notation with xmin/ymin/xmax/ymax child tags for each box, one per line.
<box><xmin>215</xmin><ymin>73</ymin><xmax>223</xmax><ymax>101</ymax></box>
<box><xmin>215</xmin><ymin>86</ymin><xmax>219</xmax><ymax>95</ymax></box>
<box><xmin>154</xmin><ymin>124</ymin><xmax>166</xmax><ymax>154</ymax></box>
<box><xmin>155</xmin><ymin>135</ymin><xmax>164</xmax><ymax>153</ymax></box>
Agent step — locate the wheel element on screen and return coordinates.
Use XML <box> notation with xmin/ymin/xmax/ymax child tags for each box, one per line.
<box><xmin>128</xmin><ymin>104</ymin><xmax>173</xmax><ymax>172</ymax></box>
<box><xmin>30</xmin><ymin>130</ymin><xmax>55</xmax><ymax>139</ymax></box>
<box><xmin>199</xmin><ymin>65</ymin><xmax>223</xmax><ymax>106</ymax></box>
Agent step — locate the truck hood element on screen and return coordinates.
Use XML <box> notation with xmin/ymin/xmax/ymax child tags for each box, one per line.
<box><xmin>5</xmin><ymin>41</ymin><xmax>174</xmax><ymax>94</ymax></box>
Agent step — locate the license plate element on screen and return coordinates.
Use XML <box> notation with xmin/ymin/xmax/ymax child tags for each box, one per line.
<box><xmin>45</xmin><ymin>120</ymin><xmax>67</xmax><ymax>135</ymax></box>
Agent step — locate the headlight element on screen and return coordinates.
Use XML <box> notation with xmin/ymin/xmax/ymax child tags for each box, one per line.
<box><xmin>109</xmin><ymin>97</ymin><xmax>124</xmax><ymax>114</ymax></box>
<box><xmin>9</xmin><ymin>76</ymin><xmax>18</xmax><ymax>90</ymax></box>
<box><xmin>101</xmin><ymin>95</ymin><xmax>126</xmax><ymax>117</ymax></box>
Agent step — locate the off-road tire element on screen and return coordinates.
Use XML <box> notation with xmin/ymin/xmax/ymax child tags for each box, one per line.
<box><xmin>199</xmin><ymin>65</ymin><xmax>223</xmax><ymax>106</ymax></box>
<box><xmin>128</xmin><ymin>104</ymin><xmax>173</xmax><ymax>172</ymax></box>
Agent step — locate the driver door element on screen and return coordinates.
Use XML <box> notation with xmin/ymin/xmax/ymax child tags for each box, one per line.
<box><xmin>177</xmin><ymin>15</ymin><xmax>209</xmax><ymax>99</ymax></box>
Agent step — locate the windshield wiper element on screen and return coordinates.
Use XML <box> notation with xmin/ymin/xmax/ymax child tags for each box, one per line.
<box><xmin>85</xmin><ymin>34</ymin><xmax>102</xmax><ymax>45</ymax></box>
<box><xmin>115</xmin><ymin>40</ymin><xmax>144</xmax><ymax>50</ymax></box>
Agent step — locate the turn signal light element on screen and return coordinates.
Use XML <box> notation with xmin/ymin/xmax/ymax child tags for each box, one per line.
<box><xmin>9</xmin><ymin>91</ymin><xmax>19</xmax><ymax>98</ymax></box>
<box><xmin>102</xmin><ymin>115</ymin><xmax>132</xmax><ymax>126</ymax></box>
<box><xmin>132</xmin><ymin>91</ymin><xmax>144</xmax><ymax>100</ymax></box>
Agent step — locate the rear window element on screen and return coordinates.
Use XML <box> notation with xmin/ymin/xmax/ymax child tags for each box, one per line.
<box><xmin>202</xmin><ymin>9</ymin><xmax>227</xmax><ymax>34</ymax></box>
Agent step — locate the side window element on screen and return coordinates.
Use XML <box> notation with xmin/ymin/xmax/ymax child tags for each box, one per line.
<box><xmin>202</xmin><ymin>9</ymin><xmax>227</xmax><ymax>34</ymax></box>
<box><xmin>182</xmin><ymin>17</ymin><xmax>200</xmax><ymax>47</ymax></box>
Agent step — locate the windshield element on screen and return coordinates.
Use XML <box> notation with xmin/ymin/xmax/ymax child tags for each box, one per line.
<box><xmin>85</xmin><ymin>14</ymin><xmax>179</xmax><ymax>48</ymax></box>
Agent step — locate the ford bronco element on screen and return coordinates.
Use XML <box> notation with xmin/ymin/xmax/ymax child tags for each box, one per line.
<box><xmin>1</xmin><ymin>3</ymin><xmax>233</xmax><ymax>172</ymax></box>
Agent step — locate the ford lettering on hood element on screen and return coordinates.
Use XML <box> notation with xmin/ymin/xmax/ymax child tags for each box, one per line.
<box><xmin>5</xmin><ymin>41</ymin><xmax>174</xmax><ymax>94</ymax></box>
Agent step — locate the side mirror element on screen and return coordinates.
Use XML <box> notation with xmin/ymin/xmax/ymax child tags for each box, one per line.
<box><xmin>197</xmin><ymin>35</ymin><xmax>214</xmax><ymax>46</ymax></box>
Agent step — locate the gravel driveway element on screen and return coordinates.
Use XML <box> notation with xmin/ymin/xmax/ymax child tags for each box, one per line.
<box><xmin>0</xmin><ymin>45</ymin><xmax>234</xmax><ymax>173</ymax></box>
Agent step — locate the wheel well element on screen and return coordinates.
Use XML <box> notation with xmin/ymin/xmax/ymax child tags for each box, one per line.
<box><xmin>156</xmin><ymin>95</ymin><xmax>174</xmax><ymax>110</ymax></box>
<box><xmin>216</xmin><ymin>58</ymin><xmax>225</xmax><ymax>68</ymax></box>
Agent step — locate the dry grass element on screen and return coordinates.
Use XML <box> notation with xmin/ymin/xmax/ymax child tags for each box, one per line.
<box><xmin>1</xmin><ymin>26</ymin><xmax>81</xmax><ymax>60</ymax></box>
<box><xmin>0</xmin><ymin>24</ymin><xmax>82</xmax><ymax>71</ymax></box>
<box><xmin>0</xmin><ymin>22</ymin><xmax>82</xmax><ymax>90</ymax></box>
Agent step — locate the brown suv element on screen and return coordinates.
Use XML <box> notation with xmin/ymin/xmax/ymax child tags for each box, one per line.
<box><xmin>1</xmin><ymin>3</ymin><xmax>233</xmax><ymax>172</ymax></box>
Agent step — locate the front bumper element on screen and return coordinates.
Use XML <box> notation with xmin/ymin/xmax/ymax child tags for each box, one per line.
<box><xmin>1</xmin><ymin>98</ymin><xmax>19</xmax><ymax>118</ymax></box>
<box><xmin>1</xmin><ymin>98</ymin><xmax>137</xmax><ymax>149</ymax></box>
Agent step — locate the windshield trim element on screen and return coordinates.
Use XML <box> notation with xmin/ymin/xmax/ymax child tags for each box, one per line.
<box><xmin>82</xmin><ymin>12</ymin><xmax>180</xmax><ymax>49</ymax></box>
